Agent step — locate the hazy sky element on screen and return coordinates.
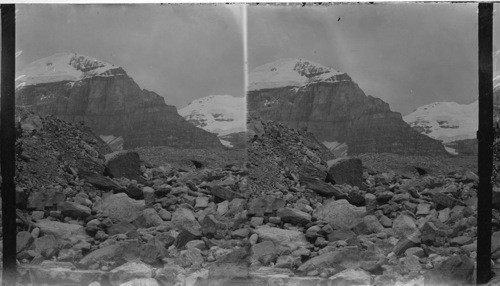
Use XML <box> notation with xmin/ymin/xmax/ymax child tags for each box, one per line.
<box><xmin>249</xmin><ymin>4</ymin><xmax>478</xmax><ymax>116</ymax></box>
<box><xmin>16</xmin><ymin>4</ymin><xmax>245</xmax><ymax>109</ymax></box>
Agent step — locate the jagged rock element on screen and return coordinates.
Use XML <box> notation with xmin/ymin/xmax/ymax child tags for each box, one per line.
<box><xmin>17</xmin><ymin>231</ymin><xmax>34</xmax><ymax>253</ymax></box>
<box><xmin>392</xmin><ymin>214</ymin><xmax>418</xmax><ymax>239</ymax></box>
<box><xmin>124</xmin><ymin>185</ymin><xmax>144</xmax><ymax>200</ymax></box>
<box><xmin>353</xmin><ymin>215</ymin><xmax>385</xmax><ymax>235</ymax></box>
<box><xmin>174</xmin><ymin>228</ymin><xmax>202</xmax><ymax>249</ymax></box>
<box><xmin>78</xmin><ymin>244</ymin><xmax>123</xmax><ymax>267</ymax></box>
<box><xmin>300</xmin><ymin>177</ymin><xmax>348</xmax><ymax>198</ymax></box>
<box><xmin>132</xmin><ymin>208</ymin><xmax>163</xmax><ymax>228</ymax></box>
<box><xmin>81</xmin><ymin>173</ymin><xmax>123</xmax><ymax>191</ymax></box>
<box><xmin>432</xmin><ymin>193</ymin><xmax>465</xmax><ymax>209</ymax></box>
<box><xmin>247</xmin><ymin>196</ymin><xmax>286</xmax><ymax>216</ymax></box>
<box><xmin>313</xmin><ymin>199</ymin><xmax>366</xmax><ymax>229</ymax></box>
<box><xmin>253</xmin><ymin>226</ymin><xmax>309</xmax><ymax>250</ymax></box>
<box><xmin>109</xmin><ymin>261</ymin><xmax>154</xmax><ymax>286</ymax></box>
<box><xmin>107</xmin><ymin>221</ymin><xmax>137</xmax><ymax>236</ymax></box>
<box><xmin>172</xmin><ymin>207</ymin><xmax>201</xmax><ymax>232</ymax></box>
<box><xmin>104</xmin><ymin>151</ymin><xmax>143</xmax><ymax>181</ymax></box>
<box><xmin>34</xmin><ymin>235</ymin><xmax>59</xmax><ymax>258</ymax></box>
<box><xmin>93</xmin><ymin>193</ymin><xmax>145</xmax><ymax>222</ymax></box>
<box><xmin>276</xmin><ymin>207</ymin><xmax>311</xmax><ymax>225</ymax></box>
<box><xmin>251</xmin><ymin>241</ymin><xmax>277</xmax><ymax>265</ymax></box>
<box><xmin>58</xmin><ymin>202</ymin><xmax>92</xmax><ymax>219</ymax></box>
<box><xmin>297</xmin><ymin>247</ymin><xmax>361</xmax><ymax>272</ymax></box>
<box><xmin>35</xmin><ymin>220</ymin><xmax>87</xmax><ymax>240</ymax></box>
<box><xmin>327</xmin><ymin>157</ymin><xmax>363</xmax><ymax>187</ymax></box>
<box><xmin>27</xmin><ymin>189</ymin><xmax>66</xmax><ymax>211</ymax></box>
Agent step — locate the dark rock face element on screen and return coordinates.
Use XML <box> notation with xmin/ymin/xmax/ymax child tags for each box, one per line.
<box><xmin>248</xmin><ymin>80</ymin><xmax>447</xmax><ymax>155</ymax></box>
<box><xmin>16</xmin><ymin>72</ymin><xmax>222</xmax><ymax>150</ymax></box>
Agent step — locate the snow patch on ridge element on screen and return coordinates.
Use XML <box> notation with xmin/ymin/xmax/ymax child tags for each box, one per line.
<box><xmin>16</xmin><ymin>53</ymin><xmax>124</xmax><ymax>87</ymax></box>
<box><xmin>403</xmin><ymin>100</ymin><xmax>477</xmax><ymax>144</ymax></box>
<box><xmin>249</xmin><ymin>58</ymin><xmax>344</xmax><ymax>91</ymax></box>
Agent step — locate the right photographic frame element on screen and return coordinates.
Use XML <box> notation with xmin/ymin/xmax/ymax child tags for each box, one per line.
<box><xmin>246</xmin><ymin>3</ymin><xmax>499</xmax><ymax>285</ymax></box>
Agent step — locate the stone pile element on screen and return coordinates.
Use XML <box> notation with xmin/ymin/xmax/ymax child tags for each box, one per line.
<box><xmin>6</xmin><ymin>112</ymin><xmax>500</xmax><ymax>285</ymax></box>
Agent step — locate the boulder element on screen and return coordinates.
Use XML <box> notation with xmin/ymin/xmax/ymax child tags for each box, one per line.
<box><xmin>109</xmin><ymin>261</ymin><xmax>154</xmax><ymax>286</ymax></box>
<box><xmin>327</xmin><ymin>157</ymin><xmax>363</xmax><ymax>187</ymax></box>
<box><xmin>172</xmin><ymin>207</ymin><xmax>201</xmax><ymax>232</ymax></box>
<box><xmin>313</xmin><ymin>199</ymin><xmax>366</xmax><ymax>229</ymax></box>
<box><xmin>104</xmin><ymin>151</ymin><xmax>143</xmax><ymax>181</ymax></box>
<box><xmin>253</xmin><ymin>226</ymin><xmax>309</xmax><ymax>250</ymax></box>
<box><xmin>276</xmin><ymin>207</ymin><xmax>311</xmax><ymax>225</ymax></box>
<box><xmin>119</xmin><ymin>278</ymin><xmax>159</xmax><ymax>286</ymax></box>
<box><xmin>93</xmin><ymin>193</ymin><xmax>145</xmax><ymax>222</ymax></box>
<box><xmin>297</xmin><ymin>247</ymin><xmax>361</xmax><ymax>272</ymax></box>
<box><xmin>392</xmin><ymin>214</ymin><xmax>418</xmax><ymax>239</ymax></box>
<box><xmin>35</xmin><ymin>220</ymin><xmax>87</xmax><ymax>240</ymax></box>
<box><xmin>132</xmin><ymin>208</ymin><xmax>163</xmax><ymax>228</ymax></box>
<box><xmin>58</xmin><ymin>202</ymin><xmax>91</xmax><ymax>219</ymax></box>
<box><xmin>81</xmin><ymin>173</ymin><xmax>123</xmax><ymax>191</ymax></box>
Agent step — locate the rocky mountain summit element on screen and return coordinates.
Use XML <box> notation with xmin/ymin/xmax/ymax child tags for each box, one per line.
<box><xmin>5</xmin><ymin>108</ymin><xmax>500</xmax><ymax>285</ymax></box>
<box><xmin>15</xmin><ymin>53</ymin><xmax>222</xmax><ymax>150</ymax></box>
<box><xmin>248</xmin><ymin>58</ymin><xmax>447</xmax><ymax>156</ymax></box>
<box><xmin>179</xmin><ymin>95</ymin><xmax>246</xmax><ymax>149</ymax></box>
<box><xmin>404</xmin><ymin>101</ymin><xmax>478</xmax><ymax>156</ymax></box>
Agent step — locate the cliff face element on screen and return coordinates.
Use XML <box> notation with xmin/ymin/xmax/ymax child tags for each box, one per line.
<box><xmin>15</xmin><ymin>53</ymin><xmax>222</xmax><ymax>150</ymax></box>
<box><xmin>248</xmin><ymin>59</ymin><xmax>447</xmax><ymax>156</ymax></box>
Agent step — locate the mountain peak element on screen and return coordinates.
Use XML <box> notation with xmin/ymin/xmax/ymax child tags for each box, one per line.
<box><xmin>16</xmin><ymin>53</ymin><xmax>125</xmax><ymax>87</ymax></box>
<box><xmin>248</xmin><ymin>58</ymin><xmax>345</xmax><ymax>91</ymax></box>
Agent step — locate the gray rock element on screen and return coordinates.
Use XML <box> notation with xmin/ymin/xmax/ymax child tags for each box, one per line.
<box><xmin>313</xmin><ymin>199</ymin><xmax>366</xmax><ymax>229</ymax></box>
<box><xmin>276</xmin><ymin>207</ymin><xmax>311</xmax><ymax>225</ymax></box>
<box><xmin>58</xmin><ymin>201</ymin><xmax>91</xmax><ymax>219</ymax></box>
<box><xmin>93</xmin><ymin>193</ymin><xmax>145</xmax><ymax>222</ymax></box>
<box><xmin>327</xmin><ymin>157</ymin><xmax>363</xmax><ymax>188</ymax></box>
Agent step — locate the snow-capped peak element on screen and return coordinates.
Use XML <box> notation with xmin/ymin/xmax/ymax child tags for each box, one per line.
<box><xmin>178</xmin><ymin>94</ymin><xmax>246</xmax><ymax>136</ymax></box>
<box><xmin>403</xmin><ymin>100</ymin><xmax>478</xmax><ymax>143</ymax></box>
<box><xmin>248</xmin><ymin>58</ymin><xmax>345</xmax><ymax>91</ymax></box>
<box><xmin>16</xmin><ymin>53</ymin><xmax>124</xmax><ymax>87</ymax></box>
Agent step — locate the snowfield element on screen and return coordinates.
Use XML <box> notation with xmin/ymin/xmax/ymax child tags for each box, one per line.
<box><xmin>249</xmin><ymin>58</ymin><xmax>344</xmax><ymax>91</ymax></box>
<box><xmin>179</xmin><ymin>94</ymin><xmax>246</xmax><ymax>137</ymax></box>
<box><xmin>16</xmin><ymin>53</ymin><xmax>123</xmax><ymax>87</ymax></box>
<box><xmin>403</xmin><ymin>100</ymin><xmax>478</xmax><ymax>143</ymax></box>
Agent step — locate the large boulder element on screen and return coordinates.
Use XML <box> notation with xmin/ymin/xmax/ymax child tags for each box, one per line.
<box><xmin>104</xmin><ymin>151</ymin><xmax>143</xmax><ymax>182</ymax></box>
<box><xmin>253</xmin><ymin>226</ymin><xmax>309</xmax><ymax>250</ymax></box>
<box><xmin>93</xmin><ymin>193</ymin><xmax>145</xmax><ymax>222</ymax></box>
<box><xmin>313</xmin><ymin>199</ymin><xmax>366</xmax><ymax>229</ymax></box>
<box><xmin>34</xmin><ymin>220</ymin><xmax>88</xmax><ymax>240</ymax></box>
<box><xmin>327</xmin><ymin>157</ymin><xmax>363</xmax><ymax>187</ymax></box>
<box><xmin>22</xmin><ymin>261</ymin><xmax>104</xmax><ymax>286</ymax></box>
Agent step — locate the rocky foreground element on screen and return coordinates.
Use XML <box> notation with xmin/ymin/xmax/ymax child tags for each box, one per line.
<box><xmin>4</xmin><ymin>110</ymin><xmax>500</xmax><ymax>286</ymax></box>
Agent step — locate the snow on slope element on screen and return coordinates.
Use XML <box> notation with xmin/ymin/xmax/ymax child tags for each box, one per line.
<box><xmin>179</xmin><ymin>95</ymin><xmax>246</xmax><ymax>137</ymax></box>
<box><xmin>403</xmin><ymin>100</ymin><xmax>478</xmax><ymax>143</ymax></box>
<box><xmin>16</xmin><ymin>53</ymin><xmax>123</xmax><ymax>88</ymax></box>
<box><xmin>249</xmin><ymin>58</ymin><xmax>344</xmax><ymax>91</ymax></box>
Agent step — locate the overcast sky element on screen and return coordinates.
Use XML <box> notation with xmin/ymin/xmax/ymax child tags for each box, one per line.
<box><xmin>249</xmin><ymin>4</ymin><xmax>478</xmax><ymax>116</ymax></box>
<box><xmin>16</xmin><ymin>4</ymin><xmax>244</xmax><ymax>109</ymax></box>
